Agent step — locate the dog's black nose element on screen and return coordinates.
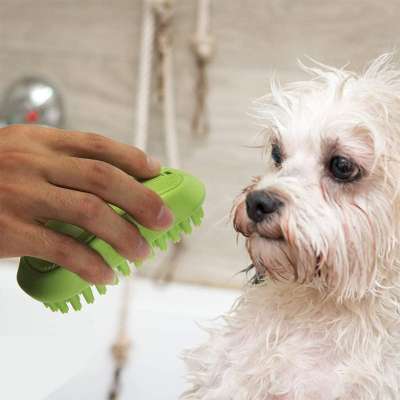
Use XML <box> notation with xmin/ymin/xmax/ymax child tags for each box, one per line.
<box><xmin>246</xmin><ymin>190</ymin><xmax>283</xmax><ymax>223</ymax></box>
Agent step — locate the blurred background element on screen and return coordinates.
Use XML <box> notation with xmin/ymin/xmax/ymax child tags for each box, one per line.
<box><xmin>0</xmin><ymin>1</ymin><xmax>399</xmax><ymax>399</ymax></box>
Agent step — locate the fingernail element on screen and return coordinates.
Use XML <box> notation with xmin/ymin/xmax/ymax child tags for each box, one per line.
<box><xmin>147</xmin><ymin>155</ymin><xmax>161</xmax><ymax>172</ymax></box>
<box><xmin>105</xmin><ymin>270</ymin><xmax>117</xmax><ymax>285</ymax></box>
<box><xmin>135</xmin><ymin>236</ymin><xmax>150</xmax><ymax>259</ymax></box>
<box><xmin>156</xmin><ymin>206</ymin><xmax>174</xmax><ymax>228</ymax></box>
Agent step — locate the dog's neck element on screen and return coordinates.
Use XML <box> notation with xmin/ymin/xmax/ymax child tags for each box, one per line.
<box><xmin>249</xmin><ymin>276</ymin><xmax>400</xmax><ymax>322</ymax></box>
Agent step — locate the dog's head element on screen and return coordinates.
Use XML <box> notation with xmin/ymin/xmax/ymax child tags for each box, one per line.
<box><xmin>233</xmin><ymin>54</ymin><xmax>400</xmax><ymax>301</ymax></box>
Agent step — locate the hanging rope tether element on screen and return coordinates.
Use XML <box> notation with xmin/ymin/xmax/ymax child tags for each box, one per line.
<box><xmin>108</xmin><ymin>1</ymin><xmax>180</xmax><ymax>398</ymax></box>
<box><xmin>192</xmin><ymin>0</ymin><xmax>214</xmax><ymax>137</ymax></box>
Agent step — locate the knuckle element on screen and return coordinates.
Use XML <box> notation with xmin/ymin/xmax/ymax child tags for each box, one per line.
<box><xmin>119</xmin><ymin>230</ymin><xmax>140</xmax><ymax>256</ymax></box>
<box><xmin>0</xmin><ymin>182</ymin><xmax>19</xmax><ymax>199</ymax></box>
<box><xmin>52</xmin><ymin>237</ymin><xmax>74</xmax><ymax>266</ymax></box>
<box><xmin>52</xmin><ymin>131</ymin><xmax>73</xmax><ymax>149</ymax></box>
<box><xmin>86</xmin><ymin>161</ymin><xmax>112</xmax><ymax>192</ymax></box>
<box><xmin>0</xmin><ymin>151</ymin><xmax>29</xmax><ymax>170</ymax></box>
<box><xmin>1</xmin><ymin>124</ymin><xmax>25</xmax><ymax>137</ymax></box>
<box><xmin>2</xmin><ymin>124</ymin><xmax>50</xmax><ymax>141</ymax></box>
<box><xmin>78</xmin><ymin>194</ymin><xmax>104</xmax><ymax>221</ymax></box>
<box><xmin>0</xmin><ymin>125</ymin><xmax>15</xmax><ymax>139</ymax></box>
<box><xmin>86</xmin><ymin>133</ymin><xmax>110</xmax><ymax>153</ymax></box>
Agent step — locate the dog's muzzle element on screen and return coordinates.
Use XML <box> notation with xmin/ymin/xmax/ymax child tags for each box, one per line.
<box><xmin>245</xmin><ymin>190</ymin><xmax>283</xmax><ymax>223</ymax></box>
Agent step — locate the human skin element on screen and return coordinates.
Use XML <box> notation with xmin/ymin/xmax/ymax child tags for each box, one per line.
<box><xmin>0</xmin><ymin>124</ymin><xmax>173</xmax><ymax>284</ymax></box>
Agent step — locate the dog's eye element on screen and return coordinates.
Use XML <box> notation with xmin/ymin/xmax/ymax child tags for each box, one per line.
<box><xmin>329</xmin><ymin>156</ymin><xmax>361</xmax><ymax>182</ymax></box>
<box><xmin>271</xmin><ymin>144</ymin><xmax>283</xmax><ymax>167</ymax></box>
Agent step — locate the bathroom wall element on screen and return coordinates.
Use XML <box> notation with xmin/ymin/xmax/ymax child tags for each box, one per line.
<box><xmin>1</xmin><ymin>0</ymin><xmax>399</xmax><ymax>288</ymax></box>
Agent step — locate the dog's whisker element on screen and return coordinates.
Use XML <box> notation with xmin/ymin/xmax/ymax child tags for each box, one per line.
<box><xmin>238</xmin><ymin>263</ymin><xmax>255</xmax><ymax>275</ymax></box>
<box><xmin>249</xmin><ymin>271</ymin><xmax>265</xmax><ymax>285</ymax></box>
<box><xmin>235</xmin><ymin>263</ymin><xmax>266</xmax><ymax>286</ymax></box>
<box><xmin>210</xmin><ymin>213</ymin><xmax>231</xmax><ymax>229</ymax></box>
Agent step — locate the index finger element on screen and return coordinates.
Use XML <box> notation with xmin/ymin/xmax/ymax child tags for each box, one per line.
<box><xmin>49</xmin><ymin>131</ymin><xmax>161</xmax><ymax>180</ymax></box>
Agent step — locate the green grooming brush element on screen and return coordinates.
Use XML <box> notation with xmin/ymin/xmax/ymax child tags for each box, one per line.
<box><xmin>17</xmin><ymin>168</ymin><xmax>205</xmax><ymax>313</ymax></box>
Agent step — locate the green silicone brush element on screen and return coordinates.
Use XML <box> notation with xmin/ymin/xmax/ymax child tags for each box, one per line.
<box><xmin>17</xmin><ymin>168</ymin><xmax>205</xmax><ymax>313</ymax></box>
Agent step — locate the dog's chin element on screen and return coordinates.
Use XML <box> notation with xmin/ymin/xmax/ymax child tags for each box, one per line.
<box><xmin>247</xmin><ymin>231</ymin><xmax>326</xmax><ymax>286</ymax></box>
<box><xmin>234</xmin><ymin>201</ymin><xmax>300</xmax><ymax>281</ymax></box>
<box><xmin>246</xmin><ymin>233</ymin><xmax>297</xmax><ymax>281</ymax></box>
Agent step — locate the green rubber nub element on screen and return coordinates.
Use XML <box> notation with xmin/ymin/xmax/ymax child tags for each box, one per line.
<box><xmin>17</xmin><ymin>168</ymin><xmax>205</xmax><ymax>313</ymax></box>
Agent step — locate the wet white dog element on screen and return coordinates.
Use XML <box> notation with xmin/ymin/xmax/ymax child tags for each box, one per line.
<box><xmin>182</xmin><ymin>55</ymin><xmax>400</xmax><ymax>400</ymax></box>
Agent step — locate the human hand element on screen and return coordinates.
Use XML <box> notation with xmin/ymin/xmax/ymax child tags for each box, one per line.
<box><xmin>0</xmin><ymin>125</ymin><xmax>173</xmax><ymax>284</ymax></box>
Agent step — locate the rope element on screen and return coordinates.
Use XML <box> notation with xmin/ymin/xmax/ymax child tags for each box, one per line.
<box><xmin>191</xmin><ymin>0</ymin><xmax>214</xmax><ymax>137</ymax></box>
<box><xmin>153</xmin><ymin>0</ymin><xmax>181</xmax><ymax>285</ymax></box>
<box><xmin>107</xmin><ymin>281</ymin><xmax>133</xmax><ymax>400</ymax></box>
<box><xmin>135</xmin><ymin>0</ymin><xmax>155</xmax><ymax>150</ymax></box>
<box><xmin>153</xmin><ymin>0</ymin><xmax>180</xmax><ymax>168</ymax></box>
<box><xmin>108</xmin><ymin>1</ymin><xmax>180</xmax><ymax>398</ymax></box>
<box><xmin>108</xmin><ymin>1</ymin><xmax>156</xmax><ymax>398</ymax></box>
<box><xmin>161</xmin><ymin>21</ymin><xmax>179</xmax><ymax>168</ymax></box>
